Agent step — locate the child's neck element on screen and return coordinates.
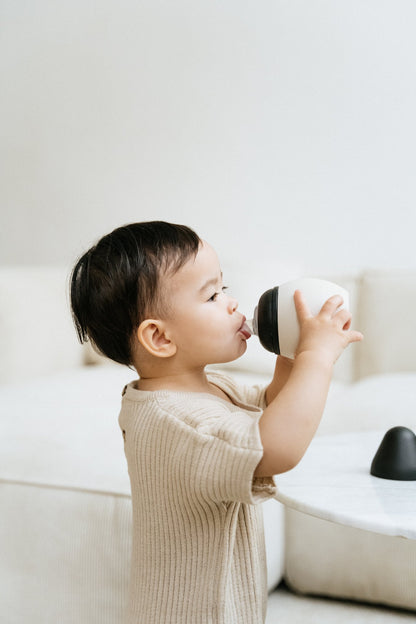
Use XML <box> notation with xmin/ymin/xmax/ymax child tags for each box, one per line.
<box><xmin>138</xmin><ymin>367</ymin><xmax>210</xmax><ymax>393</ymax></box>
<box><xmin>137</xmin><ymin>368</ymin><xmax>231</xmax><ymax>402</ymax></box>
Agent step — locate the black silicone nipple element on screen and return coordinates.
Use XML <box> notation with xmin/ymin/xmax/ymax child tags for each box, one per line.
<box><xmin>370</xmin><ymin>426</ymin><xmax>416</xmax><ymax>481</ymax></box>
<box><xmin>256</xmin><ymin>286</ymin><xmax>280</xmax><ymax>355</ymax></box>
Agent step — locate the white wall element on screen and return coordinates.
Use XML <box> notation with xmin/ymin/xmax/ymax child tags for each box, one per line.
<box><xmin>2</xmin><ymin>1</ymin><xmax>416</xmax><ymax>286</ymax></box>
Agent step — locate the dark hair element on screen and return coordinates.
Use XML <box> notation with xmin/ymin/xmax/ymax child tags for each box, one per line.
<box><xmin>70</xmin><ymin>221</ymin><xmax>201</xmax><ymax>366</ymax></box>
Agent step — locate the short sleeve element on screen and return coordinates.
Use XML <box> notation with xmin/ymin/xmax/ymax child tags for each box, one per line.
<box><xmin>155</xmin><ymin>394</ymin><xmax>276</xmax><ymax>505</ymax></box>
<box><xmin>193</xmin><ymin>425</ymin><xmax>276</xmax><ymax>505</ymax></box>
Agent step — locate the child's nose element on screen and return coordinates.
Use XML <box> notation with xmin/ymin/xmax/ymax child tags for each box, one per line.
<box><xmin>227</xmin><ymin>296</ymin><xmax>238</xmax><ymax>314</ymax></box>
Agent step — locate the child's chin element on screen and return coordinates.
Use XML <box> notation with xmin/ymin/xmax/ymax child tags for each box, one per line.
<box><xmin>225</xmin><ymin>342</ymin><xmax>248</xmax><ymax>363</ymax></box>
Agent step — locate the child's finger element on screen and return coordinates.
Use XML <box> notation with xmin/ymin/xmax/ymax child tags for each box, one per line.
<box><xmin>293</xmin><ymin>290</ymin><xmax>312</xmax><ymax>321</ymax></box>
<box><xmin>347</xmin><ymin>330</ymin><xmax>364</xmax><ymax>344</ymax></box>
<box><xmin>319</xmin><ymin>294</ymin><xmax>344</xmax><ymax>318</ymax></box>
<box><xmin>335</xmin><ymin>308</ymin><xmax>352</xmax><ymax>330</ymax></box>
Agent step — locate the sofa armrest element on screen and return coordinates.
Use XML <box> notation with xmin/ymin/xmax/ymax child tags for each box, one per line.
<box><xmin>0</xmin><ymin>266</ymin><xmax>84</xmax><ymax>383</ymax></box>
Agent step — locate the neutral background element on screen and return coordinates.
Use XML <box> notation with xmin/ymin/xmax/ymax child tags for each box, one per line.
<box><xmin>2</xmin><ymin>1</ymin><xmax>416</xmax><ymax>302</ymax></box>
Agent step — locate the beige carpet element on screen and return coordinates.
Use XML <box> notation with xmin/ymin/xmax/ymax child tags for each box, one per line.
<box><xmin>266</xmin><ymin>584</ymin><xmax>415</xmax><ymax>624</ymax></box>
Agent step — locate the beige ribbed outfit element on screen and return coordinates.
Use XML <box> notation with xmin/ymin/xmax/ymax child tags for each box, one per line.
<box><xmin>119</xmin><ymin>370</ymin><xmax>276</xmax><ymax>623</ymax></box>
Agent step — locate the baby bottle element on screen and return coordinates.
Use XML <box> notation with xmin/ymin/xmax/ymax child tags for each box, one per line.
<box><xmin>247</xmin><ymin>278</ymin><xmax>350</xmax><ymax>359</ymax></box>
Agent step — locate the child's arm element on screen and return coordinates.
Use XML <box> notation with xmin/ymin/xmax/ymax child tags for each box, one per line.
<box><xmin>265</xmin><ymin>356</ymin><xmax>294</xmax><ymax>405</ymax></box>
<box><xmin>254</xmin><ymin>291</ymin><xmax>363</xmax><ymax>477</ymax></box>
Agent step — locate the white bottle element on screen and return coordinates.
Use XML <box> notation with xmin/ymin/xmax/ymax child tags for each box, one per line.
<box><xmin>248</xmin><ymin>278</ymin><xmax>349</xmax><ymax>359</ymax></box>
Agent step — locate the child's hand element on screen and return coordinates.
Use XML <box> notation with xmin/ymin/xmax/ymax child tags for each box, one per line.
<box><xmin>294</xmin><ymin>290</ymin><xmax>363</xmax><ymax>366</ymax></box>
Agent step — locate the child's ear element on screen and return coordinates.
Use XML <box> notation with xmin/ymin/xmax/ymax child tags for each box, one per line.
<box><xmin>136</xmin><ymin>320</ymin><xmax>177</xmax><ymax>358</ymax></box>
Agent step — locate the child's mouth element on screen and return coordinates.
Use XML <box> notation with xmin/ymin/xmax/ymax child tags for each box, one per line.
<box><xmin>238</xmin><ymin>318</ymin><xmax>252</xmax><ymax>340</ymax></box>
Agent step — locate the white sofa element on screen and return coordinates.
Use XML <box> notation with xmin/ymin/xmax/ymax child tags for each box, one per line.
<box><xmin>1</xmin><ymin>267</ymin><xmax>416</xmax><ymax>622</ymax></box>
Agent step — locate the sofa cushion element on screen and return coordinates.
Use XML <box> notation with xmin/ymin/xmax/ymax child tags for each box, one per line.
<box><xmin>1</xmin><ymin>483</ymin><xmax>131</xmax><ymax>624</ymax></box>
<box><xmin>285</xmin><ymin>508</ymin><xmax>416</xmax><ymax>611</ymax></box>
<box><xmin>0</xmin><ymin>365</ymin><xmax>136</xmax><ymax>623</ymax></box>
<box><xmin>0</xmin><ymin>267</ymin><xmax>84</xmax><ymax>384</ymax></box>
<box><xmin>0</xmin><ymin>365</ymin><xmax>136</xmax><ymax>492</ymax></box>
<box><xmin>355</xmin><ymin>270</ymin><xmax>416</xmax><ymax>379</ymax></box>
<box><xmin>319</xmin><ymin>372</ymin><xmax>416</xmax><ymax>435</ymax></box>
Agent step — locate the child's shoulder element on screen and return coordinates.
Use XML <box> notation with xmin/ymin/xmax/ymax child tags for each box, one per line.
<box><xmin>120</xmin><ymin>371</ymin><xmax>258</xmax><ymax>435</ymax></box>
<box><xmin>206</xmin><ymin>369</ymin><xmax>239</xmax><ymax>391</ymax></box>
<box><xmin>120</xmin><ymin>375</ymin><xmax>233</xmax><ymax>417</ymax></box>
<box><xmin>120</xmin><ymin>370</ymin><xmax>239</xmax><ymax>406</ymax></box>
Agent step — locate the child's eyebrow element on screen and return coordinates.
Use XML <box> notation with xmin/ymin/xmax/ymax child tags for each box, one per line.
<box><xmin>199</xmin><ymin>272</ymin><xmax>223</xmax><ymax>293</ymax></box>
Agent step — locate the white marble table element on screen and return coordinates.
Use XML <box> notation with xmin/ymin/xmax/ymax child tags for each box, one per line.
<box><xmin>274</xmin><ymin>431</ymin><xmax>416</xmax><ymax>539</ymax></box>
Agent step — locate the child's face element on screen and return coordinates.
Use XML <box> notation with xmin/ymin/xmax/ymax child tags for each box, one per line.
<box><xmin>163</xmin><ymin>241</ymin><xmax>250</xmax><ymax>367</ymax></box>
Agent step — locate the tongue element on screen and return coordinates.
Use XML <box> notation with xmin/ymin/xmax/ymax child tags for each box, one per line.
<box><xmin>240</xmin><ymin>322</ymin><xmax>252</xmax><ymax>338</ymax></box>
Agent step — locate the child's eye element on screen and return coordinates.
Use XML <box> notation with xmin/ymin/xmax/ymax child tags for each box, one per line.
<box><xmin>208</xmin><ymin>286</ymin><xmax>228</xmax><ymax>302</ymax></box>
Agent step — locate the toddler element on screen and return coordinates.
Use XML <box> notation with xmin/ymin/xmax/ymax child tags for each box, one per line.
<box><xmin>70</xmin><ymin>221</ymin><xmax>362</xmax><ymax>623</ymax></box>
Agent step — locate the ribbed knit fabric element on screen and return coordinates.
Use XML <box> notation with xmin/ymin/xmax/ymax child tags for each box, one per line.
<box><xmin>118</xmin><ymin>371</ymin><xmax>276</xmax><ymax>624</ymax></box>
